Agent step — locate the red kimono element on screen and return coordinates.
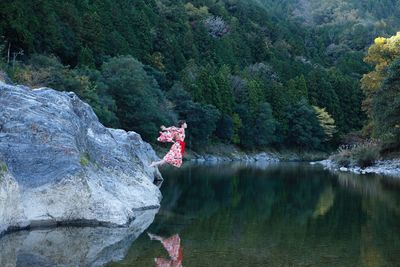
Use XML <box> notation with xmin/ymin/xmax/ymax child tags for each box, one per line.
<box><xmin>157</xmin><ymin>126</ymin><xmax>186</xmax><ymax>168</ymax></box>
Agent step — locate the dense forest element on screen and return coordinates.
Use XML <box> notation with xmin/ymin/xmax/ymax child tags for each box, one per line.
<box><xmin>0</xmin><ymin>0</ymin><xmax>399</xmax><ymax>152</ymax></box>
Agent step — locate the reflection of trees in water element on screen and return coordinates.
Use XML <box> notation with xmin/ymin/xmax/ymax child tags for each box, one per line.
<box><xmin>110</xmin><ymin>163</ymin><xmax>400</xmax><ymax>266</ymax></box>
<box><xmin>160</xmin><ymin>163</ymin><xmax>332</xmax><ymax>221</ymax></box>
<box><xmin>334</xmin><ymin>172</ymin><xmax>400</xmax><ymax>266</ymax></box>
<box><xmin>313</xmin><ymin>186</ymin><xmax>335</xmax><ymax>218</ymax></box>
<box><xmin>155</xmin><ymin>164</ymin><xmax>364</xmax><ymax>266</ymax></box>
<box><xmin>337</xmin><ymin>172</ymin><xmax>400</xmax><ymax>215</ymax></box>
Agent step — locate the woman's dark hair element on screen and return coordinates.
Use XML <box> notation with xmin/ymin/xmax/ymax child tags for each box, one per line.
<box><xmin>178</xmin><ymin>120</ymin><xmax>186</xmax><ymax>127</ymax></box>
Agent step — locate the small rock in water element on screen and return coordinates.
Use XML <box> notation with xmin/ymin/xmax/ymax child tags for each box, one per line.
<box><xmin>339</xmin><ymin>167</ymin><xmax>348</xmax><ymax>172</ymax></box>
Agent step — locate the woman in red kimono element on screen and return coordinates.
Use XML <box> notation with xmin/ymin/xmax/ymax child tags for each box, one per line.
<box><xmin>149</xmin><ymin>120</ymin><xmax>187</xmax><ymax>168</ymax></box>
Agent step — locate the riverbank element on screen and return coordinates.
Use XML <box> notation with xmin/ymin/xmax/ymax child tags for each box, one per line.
<box><xmin>153</xmin><ymin>142</ymin><xmax>330</xmax><ymax>163</ymax></box>
<box><xmin>154</xmin><ymin>142</ymin><xmax>400</xmax><ymax>178</ymax></box>
<box><xmin>314</xmin><ymin>159</ymin><xmax>400</xmax><ymax>178</ymax></box>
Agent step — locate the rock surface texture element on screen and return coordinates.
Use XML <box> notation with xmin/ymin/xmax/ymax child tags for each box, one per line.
<box><xmin>0</xmin><ymin>82</ymin><xmax>162</xmax><ymax>235</ymax></box>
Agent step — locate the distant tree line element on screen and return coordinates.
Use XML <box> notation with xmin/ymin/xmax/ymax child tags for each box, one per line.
<box><xmin>1</xmin><ymin>0</ymin><xmax>397</xmax><ymax>151</ymax></box>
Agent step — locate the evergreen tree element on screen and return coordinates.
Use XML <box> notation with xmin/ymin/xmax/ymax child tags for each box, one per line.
<box><xmin>215</xmin><ymin>65</ymin><xmax>235</xmax><ymax>115</ymax></box>
<box><xmin>286</xmin><ymin>75</ymin><xmax>308</xmax><ymax>104</ymax></box>
<box><xmin>231</xmin><ymin>113</ymin><xmax>243</xmax><ymax>145</ymax></box>
<box><xmin>100</xmin><ymin>56</ymin><xmax>174</xmax><ymax>141</ymax></box>
<box><xmin>215</xmin><ymin>114</ymin><xmax>234</xmax><ymax>142</ymax></box>
<box><xmin>167</xmin><ymin>84</ymin><xmax>220</xmax><ymax>148</ymax></box>
<box><xmin>328</xmin><ymin>69</ymin><xmax>365</xmax><ymax>133</ymax></box>
<box><xmin>255</xmin><ymin>102</ymin><xmax>278</xmax><ymax>147</ymax></box>
<box><xmin>236</xmin><ymin>104</ymin><xmax>255</xmax><ymax>149</ymax></box>
<box><xmin>286</xmin><ymin>99</ymin><xmax>325</xmax><ymax>149</ymax></box>
<box><xmin>2</xmin><ymin>0</ymin><xmax>391</xmax><ymax>151</ymax></box>
<box><xmin>306</xmin><ymin>68</ymin><xmax>339</xmax><ymax>124</ymax></box>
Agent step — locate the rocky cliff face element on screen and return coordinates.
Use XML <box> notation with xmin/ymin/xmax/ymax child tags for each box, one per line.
<box><xmin>0</xmin><ymin>82</ymin><xmax>162</xmax><ymax>235</ymax></box>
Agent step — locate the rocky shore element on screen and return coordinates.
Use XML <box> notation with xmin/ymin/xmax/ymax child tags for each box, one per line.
<box><xmin>0</xmin><ymin>82</ymin><xmax>162</xmax><ymax>235</ymax></box>
<box><xmin>190</xmin><ymin>151</ymin><xmax>281</xmax><ymax>163</ymax></box>
<box><xmin>314</xmin><ymin>159</ymin><xmax>400</xmax><ymax>177</ymax></box>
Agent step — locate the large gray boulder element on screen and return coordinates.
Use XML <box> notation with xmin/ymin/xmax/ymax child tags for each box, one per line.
<box><xmin>0</xmin><ymin>82</ymin><xmax>162</xmax><ymax>235</ymax></box>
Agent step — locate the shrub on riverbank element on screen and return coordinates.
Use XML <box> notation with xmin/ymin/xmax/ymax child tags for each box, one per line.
<box><xmin>353</xmin><ymin>141</ymin><xmax>381</xmax><ymax>168</ymax></box>
<box><xmin>331</xmin><ymin>139</ymin><xmax>381</xmax><ymax>168</ymax></box>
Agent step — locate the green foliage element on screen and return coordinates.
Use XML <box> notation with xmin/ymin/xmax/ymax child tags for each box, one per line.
<box><xmin>286</xmin><ymin>75</ymin><xmax>308</xmax><ymax>104</ymax></box>
<box><xmin>0</xmin><ymin>36</ymin><xmax>6</xmax><ymax>67</ymax></box>
<box><xmin>12</xmin><ymin>54</ymin><xmax>119</xmax><ymax>127</ymax></box>
<box><xmin>332</xmin><ymin>140</ymin><xmax>381</xmax><ymax>168</ymax></box>
<box><xmin>231</xmin><ymin>113</ymin><xmax>243</xmax><ymax>145</ymax></box>
<box><xmin>246</xmin><ymin>78</ymin><xmax>265</xmax><ymax>116</ymax></box>
<box><xmin>184</xmin><ymin>64</ymin><xmax>235</xmax><ymax>116</ymax></box>
<box><xmin>1</xmin><ymin>0</ymin><xmax>386</xmax><ymax>151</ymax></box>
<box><xmin>80</xmin><ymin>153</ymin><xmax>90</xmax><ymax>167</ymax></box>
<box><xmin>331</xmin><ymin>146</ymin><xmax>353</xmax><ymax>167</ymax></box>
<box><xmin>100</xmin><ymin>56</ymin><xmax>174</xmax><ymax>141</ymax></box>
<box><xmin>0</xmin><ymin>161</ymin><xmax>8</xmax><ymax>173</ymax></box>
<box><xmin>312</xmin><ymin>106</ymin><xmax>337</xmax><ymax>141</ymax></box>
<box><xmin>361</xmin><ymin>33</ymin><xmax>400</xmax><ymax>133</ymax></box>
<box><xmin>352</xmin><ymin>143</ymin><xmax>381</xmax><ymax>168</ymax></box>
<box><xmin>328</xmin><ymin>69</ymin><xmax>365</xmax><ymax>133</ymax></box>
<box><xmin>359</xmin><ymin>32</ymin><xmax>400</xmax><ymax>151</ymax></box>
<box><xmin>215</xmin><ymin>114</ymin><xmax>234</xmax><ymax>142</ymax></box>
<box><xmin>167</xmin><ymin>84</ymin><xmax>220</xmax><ymax>148</ymax></box>
<box><xmin>372</xmin><ymin>57</ymin><xmax>400</xmax><ymax>149</ymax></box>
<box><xmin>255</xmin><ymin>102</ymin><xmax>278</xmax><ymax>147</ymax></box>
<box><xmin>215</xmin><ymin>65</ymin><xmax>235</xmax><ymax>115</ymax></box>
<box><xmin>285</xmin><ymin>99</ymin><xmax>325</xmax><ymax>150</ymax></box>
<box><xmin>236</xmin><ymin>104</ymin><xmax>255</xmax><ymax>149</ymax></box>
<box><xmin>307</xmin><ymin>68</ymin><xmax>339</xmax><ymax>123</ymax></box>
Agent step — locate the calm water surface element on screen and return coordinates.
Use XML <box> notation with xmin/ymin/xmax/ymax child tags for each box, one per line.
<box><xmin>107</xmin><ymin>162</ymin><xmax>400</xmax><ymax>267</ymax></box>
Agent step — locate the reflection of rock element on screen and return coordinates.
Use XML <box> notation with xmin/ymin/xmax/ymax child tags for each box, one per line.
<box><xmin>0</xmin><ymin>82</ymin><xmax>162</xmax><ymax>235</ymax></box>
<box><xmin>0</xmin><ymin>209</ymin><xmax>158</xmax><ymax>267</ymax></box>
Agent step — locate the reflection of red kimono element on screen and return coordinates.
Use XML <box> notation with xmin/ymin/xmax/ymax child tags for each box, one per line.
<box><xmin>148</xmin><ymin>233</ymin><xmax>183</xmax><ymax>267</ymax></box>
<box><xmin>157</xmin><ymin>126</ymin><xmax>186</xmax><ymax>168</ymax></box>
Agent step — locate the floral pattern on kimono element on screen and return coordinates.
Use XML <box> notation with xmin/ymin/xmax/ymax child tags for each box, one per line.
<box><xmin>148</xmin><ymin>233</ymin><xmax>183</xmax><ymax>267</ymax></box>
<box><xmin>157</xmin><ymin>126</ymin><xmax>186</xmax><ymax>168</ymax></box>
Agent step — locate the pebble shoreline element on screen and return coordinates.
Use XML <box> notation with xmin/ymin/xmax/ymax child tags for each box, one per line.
<box><xmin>189</xmin><ymin>152</ymin><xmax>281</xmax><ymax>163</ymax></box>
<box><xmin>313</xmin><ymin>159</ymin><xmax>400</xmax><ymax>178</ymax></box>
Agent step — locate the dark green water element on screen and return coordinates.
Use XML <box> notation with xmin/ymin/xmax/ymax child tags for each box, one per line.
<box><xmin>108</xmin><ymin>162</ymin><xmax>400</xmax><ymax>267</ymax></box>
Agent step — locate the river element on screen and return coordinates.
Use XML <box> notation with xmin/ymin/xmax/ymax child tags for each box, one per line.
<box><xmin>107</xmin><ymin>162</ymin><xmax>400</xmax><ymax>267</ymax></box>
<box><xmin>1</xmin><ymin>162</ymin><xmax>399</xmax><ymax>266</ymax></box>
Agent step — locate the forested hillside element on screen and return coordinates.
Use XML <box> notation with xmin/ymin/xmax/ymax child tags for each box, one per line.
<box><xmin>1</xmin><ymin>0</ymin><xmax>399</xmax><ymax>151</ymax></box>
